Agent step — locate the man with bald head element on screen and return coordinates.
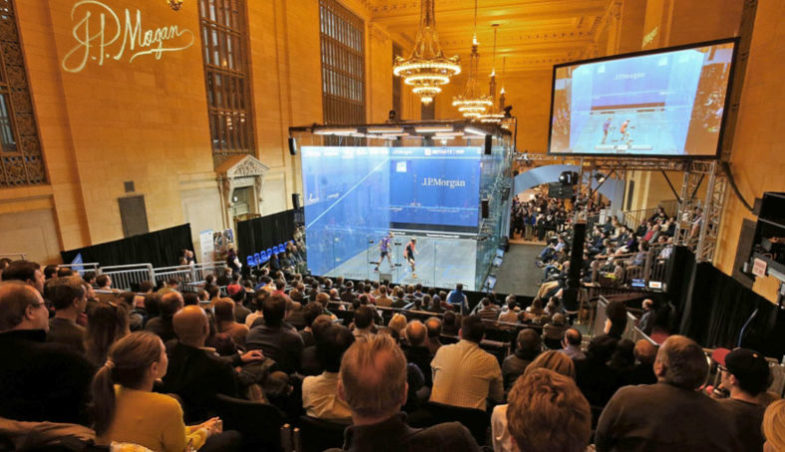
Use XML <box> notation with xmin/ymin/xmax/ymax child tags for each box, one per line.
<box><xmin>162</xmin><ymin>305</ymin><xmax>262</xmax><ymax>422</ymax></box>
<box><xmin>0</xmin><ymin>281</ymin><xmax>93</xmax><ymax>425</ymax></box>
<box><xmin>561</xmin><ymin>327</ymin><xmax>586</xmax><ymax>360</ymax></box>
<box><xmin>595</xmin><ymin>335</ymin><xmax>741</xmax><ymax>452</ymax></box>
<box><xmin>330</xmin><ymin>334</ymin><xmax>479</xmax><ymax>452</ymax></box>
<box><xmin>404</xmin><ymin>320</ymin><xmax>433</xmax><ymax>387</ymax></box>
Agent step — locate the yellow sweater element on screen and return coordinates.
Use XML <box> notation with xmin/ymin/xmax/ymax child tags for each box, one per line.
<box><xmin>97</xmin><ymin>386</ymin><xmax>207</xmax><ymax>452</ymax></box>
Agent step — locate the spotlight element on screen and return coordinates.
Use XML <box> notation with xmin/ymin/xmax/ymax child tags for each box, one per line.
<box><xmin>559</xmin><ymin>171</ymin><xmax>579</xmax><ymax>186</ymax></box>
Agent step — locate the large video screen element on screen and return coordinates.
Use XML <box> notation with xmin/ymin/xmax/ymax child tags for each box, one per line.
<box><xmin>548</xmin><ymin>39</ymin><xmax>736</xmax><ymax>157</ymax></box>
<box><xmin>300</xmin><ymin>146</ymin><xmax>481</xmax><ymax>276</ymax></box>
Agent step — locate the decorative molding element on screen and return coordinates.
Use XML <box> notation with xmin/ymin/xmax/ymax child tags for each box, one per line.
<box><xmin>0</xmin><ymin>2</ymin><xmax>46</xmax><ymax>187</ymax></box>
<box><xmin>216</xmin><ymin>155</ymin><xmax>269</xmax><ymax>228</ymax></box>
<box><xmin>229</xmin><ymin>156</ymin><xmax>269</xmax><ymax>179</ymax></box>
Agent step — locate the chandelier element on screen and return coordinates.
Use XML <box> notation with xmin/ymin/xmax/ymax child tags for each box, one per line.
<box><xmin>167</xmin><ymin>0</ymin><xmax>184</xmax><ymax>10</ymax></box>
<box><xmin>480</xmin><ymin>25</ymin><xmax>506</xmax><ymax>123</ymax></box>
<box><xmin>393</xmin><ymin>0</ymin><xmax>461</xmax><ymax>105</ymax></box>
<box><xmin>452</xmin><ymin>0</ymin><xmax>492</xmax><ymax>119</ymax></box>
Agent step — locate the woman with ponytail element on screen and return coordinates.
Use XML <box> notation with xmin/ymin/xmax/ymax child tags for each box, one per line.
<box><xmin>92</xmin><ymin>331</ymin><xmax>225</xmax><ymax>451</ymax></box>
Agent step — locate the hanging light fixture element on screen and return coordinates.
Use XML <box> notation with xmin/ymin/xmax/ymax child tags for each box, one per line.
<box><xmin>167</xmin><ymin>0</ymin><xmax>184</xmax><ymax>10</ymax></box>
<box><xmin>393</xmin><ymin>0</ymin><xmax>461</xmax><ymax>105</ymax></box>
<box><xmin>452</xmin><ymin>0</ymin><xmax>492</xmax><ymax>119</ymax></box>
<box><xmin>480</xmin><ymin>25</ymin><xmax>506</xmax><ymax>124</ymax></box>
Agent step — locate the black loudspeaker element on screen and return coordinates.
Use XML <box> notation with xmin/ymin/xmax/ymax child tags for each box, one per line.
<box><xmin>562</xmin><ymin>222</ymin><xmax>586</xmax><ymax>312</ymax></box>
<box><xmin>481</xmin><ymin>199</ymin><xmax>489</xmax><ymax>218</ymax></box>
<box><xmin>292</xmin><ymin>193</ymin><xmax>301</xmax><ymax>209</ymax></box>
<box><xmin>484</xmin><ymin>135</ymin><xmax>493</xmax><ymax>155</ymax></box>
<box><xmin>288</xmin><ymin>137</ymin><xmax>297</xmax><ymax>155</ymax></box>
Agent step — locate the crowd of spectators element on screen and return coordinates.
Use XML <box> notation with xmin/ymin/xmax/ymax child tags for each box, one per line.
<box><xmin>0</xmin><ymin>250</ymin><xmax>783</xmax><ymax>451</ymax></box>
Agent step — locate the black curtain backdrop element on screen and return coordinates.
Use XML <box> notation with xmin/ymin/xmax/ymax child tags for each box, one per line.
<box><xmin>678</xmin><ymin>257</ymin><xmax>784</xmax><ymax>359</ymax></box>
<box><xmin>60</xmin><ymin>224</ymin><xmax>193</xmax><ymax>268</ymax></box>
<box><xmin>236</xmin><ymin>210</ymin><xmax>296</xmax><ymax>263</ymax></box>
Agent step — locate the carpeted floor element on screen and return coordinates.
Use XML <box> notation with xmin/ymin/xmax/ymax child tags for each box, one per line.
<box><xmin>495</xmin><ymin>243</ymin><xmax>545</xmax><ymax>297</ymax></box>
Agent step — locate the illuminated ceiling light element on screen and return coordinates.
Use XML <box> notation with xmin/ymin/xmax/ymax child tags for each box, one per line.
<box><xmin>479</xmin><ymin>25</ymin><xmax>507</xmax><ymax>124</ymax></box>
<box><xmin>415</xmin><ymin>126</ymin><xmax>455</xmax><ymax>133</ymax></box>
<box><xmin>453</xmin><ymin>0</ymin><xmax>493</xmax><ymax>119</ymax></box>
<box><xmin>464</xmin><ymin>126</ymin><xmax>489</xmax><ymax>136</ymax></box>
<box><xmin>393</xmin><ymin>0</ymin><xmax>461</xmax><ymax>105</ymax></box>
<box><xmin>167</xmin><ymin>0</ymin><xmax>184</xmax><ymax>11</ymax></box>
<box><xmin>367</xmin><ymin>127</ymin><xmax>404</xmax><ymax>134</ymax></box>
<box><xmin>313</xmin><ymin>127</ymin><xmax>357</xmax><ymax>136</ymax></box>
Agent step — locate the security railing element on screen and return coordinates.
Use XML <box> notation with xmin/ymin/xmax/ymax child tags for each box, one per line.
<box><xmin>59</xmin><ymin>262</ymin><xmax>100</xmax><ymax>274</ymax></box>
<box><xmin>98</xmin><ymin>264</ymin><xmax>155</xmax><ymax>291</ymax></box>
<box><xmin>193</xmin><ymin>262</ymin><xmax>223</xmax><ymax>282</ymax></box>
<box><xmin>93</xmin><ymin>261</ymin><xmax>229</xmax><ymax>292</ymax></box>
<box><xmin>0</xmin><ymin>253</ymin><xmax>26</xmax><ymax>260</ymax></box>
<box><xmin>153</xmin><ymin>264</ymin><xmax>196</xmax><ymax>287</ymax></box>
<box><xmin>589</xmin><ymin>244</ymin><xmax>670</xmax><ymax>292</ymax></box>
<box><xmin>590</xmin><ymin>295</ymin><xmax>657</xmax><ymax>345</ymax></box>
<box><xmin>621</xmin><ymin>200</ymin><xmax>679</xmax><ymax>230</ymax></box>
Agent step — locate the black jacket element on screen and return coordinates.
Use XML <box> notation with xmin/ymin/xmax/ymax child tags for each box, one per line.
<box><xmin>404</xmin><ymin>345</ymin><xmax>434</xmax><ymax>387</ymax></box>
<box><xmin>0</xmin><ymin>329</ymin><xmax>94</xmax><ymax>425</ymax></box>
<box><xmin>161</xmin><ymin>341</ymin><xmax>240</xmax><ymax>423</ymax></box>
<box><xmin>328</xmin><ymin>413</ymin><xmax>479</xmax><ymax>452</ymax></box>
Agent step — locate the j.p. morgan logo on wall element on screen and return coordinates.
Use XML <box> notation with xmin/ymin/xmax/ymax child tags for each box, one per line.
<box><xmin>61</xmin><ymin>0</ymin><xmax>195</xmax><ymax>73</ymax></box>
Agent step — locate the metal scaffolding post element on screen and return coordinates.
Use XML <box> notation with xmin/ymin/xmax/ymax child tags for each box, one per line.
<box><xmin>695</xmin><ymin>161</ymin><xmax>728</xmax><ymax>263</ymax></box>
<box><xmin>675</xmin><ymin>164</ymin><xmax>704</xmax><ymax>248</ymax></box>
<box><xmin>511</xmin><ymin>154</ymin><xmax>728</xmax><ymax>263</ymax></box>
<box><xmin>674</xmin><ymin>160</ymin><xmax>727</xmax><ymax>263</ymax></box>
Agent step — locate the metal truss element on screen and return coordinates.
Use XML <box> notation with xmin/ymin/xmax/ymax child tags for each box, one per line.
<box><xmin>513</xmin><ymin>155</ymin><xmax>728</xmax><ymax>263</ymax></box>
<box><xmin>673</xmin><ymin>160</ymin><xmax>727</xmax><ymax>262</ymax></box>
<box><xmin>513</xmin><ymin>154</ymin><xmax>693</xmax><ymax>172</ymax></box>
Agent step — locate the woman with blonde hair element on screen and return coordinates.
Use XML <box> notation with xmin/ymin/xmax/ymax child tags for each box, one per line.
<box><xmin>492</xmin><ymin>350</ymin><xmax>577</xmax><ymax>452</ymax></box>
<box><xmin>91</xmin><ymin>332</ymin><xmax>236</xmax><ymax>451</ymax></box>
<box><xmin>763</xmin><ymin>399</ymin><xmax>785</xmax><ymax>451</ymax></box>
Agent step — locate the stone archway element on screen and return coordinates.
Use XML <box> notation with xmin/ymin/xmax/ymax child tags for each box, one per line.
<box><xmin>216</xmin><ymin>155</ymin><xmax>269</xmax><ymax>229</ymax></box>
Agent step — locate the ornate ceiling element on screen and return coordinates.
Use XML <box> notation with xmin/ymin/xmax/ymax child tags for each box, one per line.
<box><xmin>369</xmin><ymin>0</ymin><xmax>614</xmax><ymax>73</ymax></box>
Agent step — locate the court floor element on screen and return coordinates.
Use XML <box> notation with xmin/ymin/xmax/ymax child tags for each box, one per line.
<box><xmin>323</xmin><ymin>233</ymin><xmax>479</xmax><ymax>290</ymax></box>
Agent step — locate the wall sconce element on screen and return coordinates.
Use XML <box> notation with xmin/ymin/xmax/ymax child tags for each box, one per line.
<box><xmin>168</xmin><ymin>0</ymin><xmax>184</xmax><ymax>11</ymax></box>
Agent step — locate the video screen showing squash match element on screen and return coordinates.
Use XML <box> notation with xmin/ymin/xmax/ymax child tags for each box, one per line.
<box><xmin>548</xmin><ymin>40</ymin><xmax>736</xmax><ymax>157</ymax></box>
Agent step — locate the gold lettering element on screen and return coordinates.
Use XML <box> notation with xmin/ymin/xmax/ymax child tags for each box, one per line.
<box><xmin>62</xmin><ymin>0</ymin><xmax>194</xmax><ymax>73</ymax></box>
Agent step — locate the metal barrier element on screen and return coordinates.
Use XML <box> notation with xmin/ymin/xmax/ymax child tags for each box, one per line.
<box><xmin>98</xmin><ymin>264</ymin><xmax>154</xmax><ymax>291</ymax></box>
<box><xmin>0</xmin><ymin>253</ymin><xmax>26</xmax><ymax>260</ymax></box>
<box><xmin>590</xmin><ymin>295</ymin><xmax>657</xmax><ymax>345</ymax></box>
<box><xmin>59</xmin><ymin>262</ymin><xmax>100</xmax><ymax>274</ymax></box>
<box><xmin>193</xmin><ymin>262</ymin><xmax>223</xmax><ymax>282</ymax></box>
<box><xmin>621</xmin><ymin>200</ymin><xmax>679</xmax><ymax>229</ymax></box>
<box><xmin>81</xmin><ymin>261</ymin><xmax>227</xmax><ymax>292</ymax></box>
<box><xmin>153</xmin><ymin>264</ymin><xmax>195</xmax><ymax>287</ymax></box>
<box><xmin>590</xmin><ymin>245</ymin><xmax>669</xmax><ymax>292</ymax></box>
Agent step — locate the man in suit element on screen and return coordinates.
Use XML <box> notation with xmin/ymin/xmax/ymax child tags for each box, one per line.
<box><xmin>162</xmin><ymin>305</ymin><xmax>263</xmax><ymax>422</ymax></box>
